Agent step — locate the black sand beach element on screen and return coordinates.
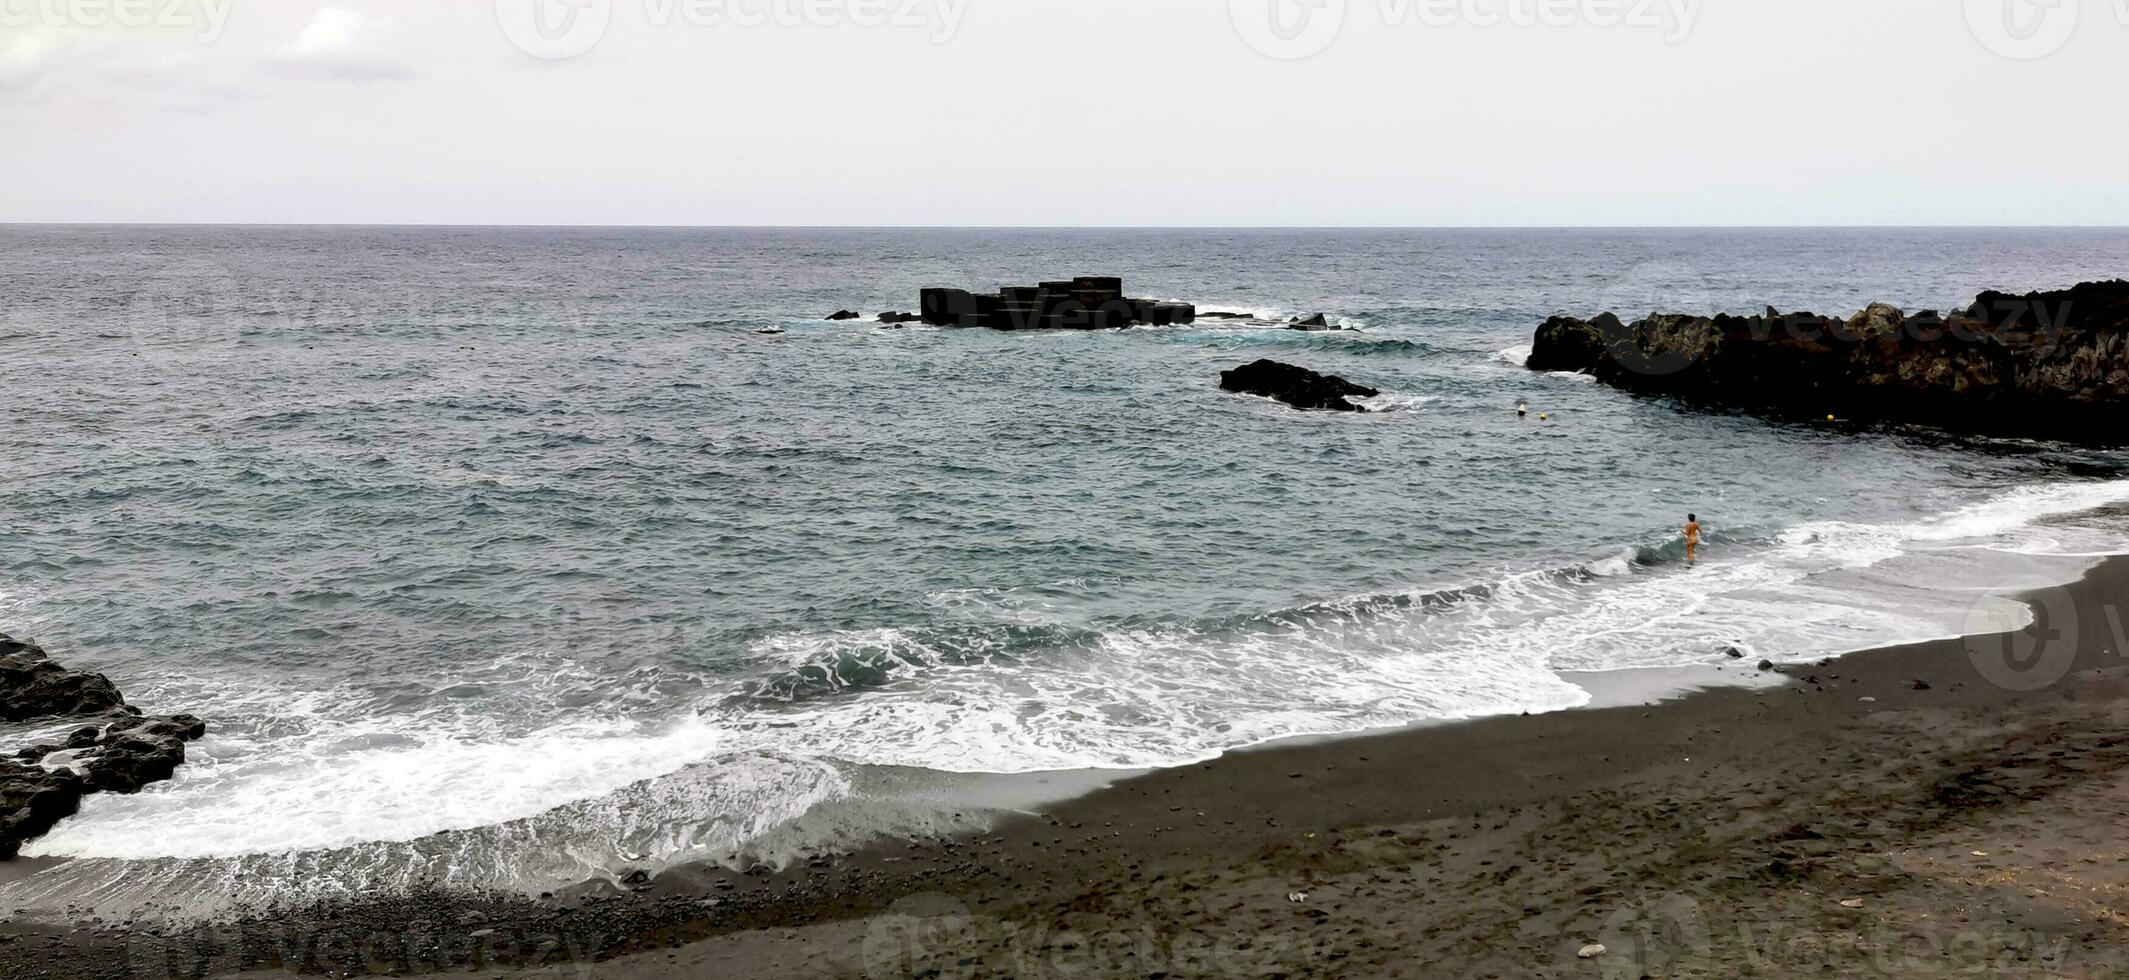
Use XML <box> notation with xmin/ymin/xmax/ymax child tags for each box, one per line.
<box><xmin>9</xmin><ymin>556</ymin><xmax>2129</xmax><ymax>978</ymax></box>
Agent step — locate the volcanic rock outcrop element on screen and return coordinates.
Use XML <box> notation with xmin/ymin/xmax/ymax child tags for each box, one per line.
<box><xmin>1527</xmin><ymin>280</ymin><xmax>2129</xmax><ymax>439</ymax></box>
<box><xmin>1220</xmin><ymin>359</ymin><xmax>1379</xmax><ymax>412</ymax></box>
<box><xmin>2</xmin><ymin>634</ymin><xmax>124</xmax><ymax>721</ymax></box>
<box><xmin>919</xmin><ymin>277</ymin><xmax>1196</xmax><ymax>330</ymax></box>
<box><xmin>1</xmin><ymin>633</ymin><xmax>207</xmax><ymax>859</ymax></box>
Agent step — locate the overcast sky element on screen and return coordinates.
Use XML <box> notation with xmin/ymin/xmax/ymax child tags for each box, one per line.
<box><xmin>2</xmin><ymin>0</ymin><xmax>2124</xmax><ymax>225</ymax></box>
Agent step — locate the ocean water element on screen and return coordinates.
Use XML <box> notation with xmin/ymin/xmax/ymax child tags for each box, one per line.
<box><xmin>3</xmin><ymin>226</ymin><xmax>2128</xmax><ymax>911</ymax></box>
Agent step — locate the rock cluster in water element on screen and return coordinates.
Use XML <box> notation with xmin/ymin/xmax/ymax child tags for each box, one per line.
<box><xmin>920</xmin><ymin>277</ymin><xmax>1197</xmax><ymax>329</ymax></box>
<box><xmin>1</xmin><ymin>633</ymin><xmax>206</xmax><ymax>859</ymax></box>
<box><xmin>1528</xmin><ymin>280</ymin><xmax>2129</xmax><ymax>439</ymax></box>
<box><xmin>1288</xmin><ymin>314</ymin><xmax>1350</xmax><ymax>332</ymax></box>
<box><xmin>1220</xmin><ymin>359</ymin><xmax>1380</xmax><ymax>412</ymax></box>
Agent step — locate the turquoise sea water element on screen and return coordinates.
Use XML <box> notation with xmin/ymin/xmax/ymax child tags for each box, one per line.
<box><xmin>2</xmin><ymin>226</ymin><xmax>2127</xmax><ymax>907</ymax></box>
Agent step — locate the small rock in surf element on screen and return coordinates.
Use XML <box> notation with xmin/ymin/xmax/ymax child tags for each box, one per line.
<box><xmin>1219</xmin><ymin>359</ymin><xmax>1380</xmax><ymax>412</ymax></box>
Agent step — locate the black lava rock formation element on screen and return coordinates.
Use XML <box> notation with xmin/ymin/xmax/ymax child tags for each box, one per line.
<box><xmin>1219</xmin><ymin>359</ymin><xmax>1380</xmax><ymax>412</ymax></box>
<box><xmin>918</xmin><ymin>277</ymin><xmax>1196</xmax><ymax>330</ymax></box>
<box><xmin>1</xmin><ymin>633</ymin><xmax>207</xmax><ymax>859</ymax></box>
<box><xmin>1528</xmin><ymin>280</ymin><xmax>2129</xmax><ymax>440</ymax></box>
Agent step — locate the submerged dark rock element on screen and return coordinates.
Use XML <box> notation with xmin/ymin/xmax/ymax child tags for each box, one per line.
<box><xmin>1289</xmin><ymin>314</ymin><xmax>1334</xmax><ymax>330</ymax></box>
<box><xmin>1219</xmin><ymin>359</ymin><xmax>1379</xmax><ymax>412</ymax></box>
<box><xmin>825</xmin><ymin>310</ymin><xmax>862</xmax><ymax>321</ymax></box>
<box><xmin>876</xmin><ymin>311</ymin><xmax>923</xmax><ymax>324</ymax></box>
<box><xmin>0</xmin><ymin>633</ymin><xmax>206</xmax><ymax>859</ymax></box>
<box><xmin>1527</xmin><ymin>280</ymin><xmax>2129</xmax><ymax>440</ymax></box>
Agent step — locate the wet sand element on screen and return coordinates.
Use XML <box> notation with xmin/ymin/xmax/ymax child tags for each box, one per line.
<box><xmin>14</xmin><ymin>557</ymin><xmax>2129</xmax><ymax>978</ymax></box>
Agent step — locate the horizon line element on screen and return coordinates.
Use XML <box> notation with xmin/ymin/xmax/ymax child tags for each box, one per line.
<box><xmin>4</xmin><ymin>222</ymin><xmax>2129</xmax><ymax>232</ymax></box>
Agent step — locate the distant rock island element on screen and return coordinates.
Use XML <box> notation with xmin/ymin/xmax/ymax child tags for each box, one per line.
<box><xmin>1528</xmin><ymin>279</ymin><xmax>2129</xmax><ymax>440</ymax></box>
<box><xmin>920</xmin><ymin>277</ymin><xmax>1196</xmax><ymax>329</ymax></box>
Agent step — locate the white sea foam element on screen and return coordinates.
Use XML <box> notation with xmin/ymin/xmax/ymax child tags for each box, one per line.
<box><xmin>1908</xmin><ymin>478</ymin><xmax>2129</xmax><ymax>542</ymax></box>
<box><xmin>23</xmin><ymin>687</ymin><xmax>748</xmax><ymax>861</ymax></box>
<box><xmin>1184</xmin><ymin>302</ymin><xmax>1362</xmax><ymax>330</ymax></box>
<box><xmin>730</xmin><ymin>617</ymin><xmax>1592</xmax><ymax>774</ymax></box>
<box><xmin>1356</xmin><ymin>392</ymin><xmax>1439</xmax><ymax>412</ymax></box>
<box><xmin>1495</xmin><ymin>344</ymin><xmax>1532</xmax><ymax>366</ymax></box>
<box><xmin>5</xmin><ymin>755</ymin><xmax>848</xmax><ymax>916</ymax></box>
<box><xmin>19</xmin><ymin>477</ymin><xmax>2129</xmax><ymax>906</ymax></box>
<box><xmin>715</xmin><ymin>478</ymin><xmax>2129</xmax><ymax>779</ymax></box>
<box><xmin>1190</xmin><ymin>302</ymin><xmax>1288</xmax><ymax>321</ymax></box>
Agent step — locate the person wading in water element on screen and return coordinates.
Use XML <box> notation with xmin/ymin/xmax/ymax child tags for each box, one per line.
<box><xmin>1685</xmin><ymin>514</ymin><xmax>1702</xmax><ymax>564</ymax></box>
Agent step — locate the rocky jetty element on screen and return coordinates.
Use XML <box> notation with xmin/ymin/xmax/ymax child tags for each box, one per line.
<box><xmin>1528</xmin><ymin>280</ymin><xmax>2129</xmax><ymax>439</ymax></box>
<box><xmin>1220</xmin><ymin>359</ymin><xmax>1379</xmax><ymax>412</ymax></box>
<box><xmin>919</xmin><ymin>276</ymin><xmax>1196</xmax><ymax>330</ymax></box>
<box><xmin>1</xmin><ymin>633</ymin><xmax>206</xmax><ymax>859</ymax></box>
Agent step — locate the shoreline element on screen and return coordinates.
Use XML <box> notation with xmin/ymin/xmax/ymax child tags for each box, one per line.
<box><xmin>13</xmin><ymin>556</ymin><xmax>2129</xmax><ymax>977</ymax></box>
<box><xmin>3</xmin><ymin>472</ymin><xmax>2120</xmax><ymax>908</ymax></box>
